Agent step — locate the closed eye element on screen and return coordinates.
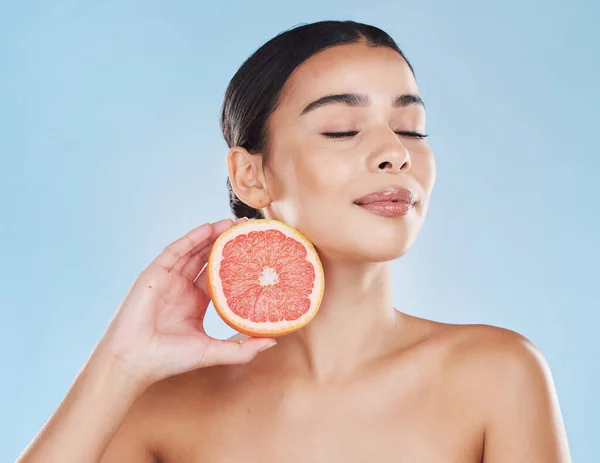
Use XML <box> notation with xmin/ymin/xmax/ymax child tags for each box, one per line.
<box><xmin>322</xmin><ymin>131</ymin><xmax>429</xmax><ymax>139</ymax></box>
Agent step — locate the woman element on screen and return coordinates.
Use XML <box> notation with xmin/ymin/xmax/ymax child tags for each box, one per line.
<box><xmin>18</xmin><ymin>20</ymin><xmax>571</xmax><ymax>462</ymax></box>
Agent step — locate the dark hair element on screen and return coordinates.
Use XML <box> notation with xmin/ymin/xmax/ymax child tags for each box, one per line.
<box><xmin>221</xmin><ymin>20</ymin><xmax>416</xmax><ymax>219</ymax></box>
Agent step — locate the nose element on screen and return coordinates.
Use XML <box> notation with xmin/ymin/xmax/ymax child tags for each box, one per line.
<box><xmin>367</xmin><ymin>130</ymin><xmax>411</xmax><ymax>173</ymax></box>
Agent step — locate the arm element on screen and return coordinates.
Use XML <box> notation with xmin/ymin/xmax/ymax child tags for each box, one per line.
<box><xmin>16</xmin><ymin>218</ymin><xmax>275</xmax><ymax>463</ymax></box>
<box><xmin>482</xmin><ymin>334</ymin><xmax>571</xmax><ymax>462</ymax></box>
<box><xmin>16</xmin><ymin>348</ymin><xmax>154</xmax><ymax>463</ymax></box>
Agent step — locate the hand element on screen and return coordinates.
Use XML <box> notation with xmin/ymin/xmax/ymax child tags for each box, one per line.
<box><xmin>95</xmin><ymin>218</ymin><xmax>277</xmax><ymax>386</ymax></box>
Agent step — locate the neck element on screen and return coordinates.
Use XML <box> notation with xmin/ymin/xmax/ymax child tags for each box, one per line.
<box><xmin>275</xmin><ymin>256</ymin><xmax>402</xmax><ymax>382</ymax></box>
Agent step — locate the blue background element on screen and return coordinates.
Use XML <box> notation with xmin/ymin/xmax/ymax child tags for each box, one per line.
<box><xmin>2</xmin><ymin>1</ymin><xmax>598</xmax><ymax>461</ymax></box>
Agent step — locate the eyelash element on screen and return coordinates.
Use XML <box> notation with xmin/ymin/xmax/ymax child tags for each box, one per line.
<box><xmin>323</xmin><ymin>131</ymin><xmax>429</xmax><ymax>139</ymax></box>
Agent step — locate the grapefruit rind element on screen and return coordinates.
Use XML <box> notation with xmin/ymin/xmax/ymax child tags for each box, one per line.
<box><xmin>207</xmin><ymin>219</ymin><xmax>324</xmax><ymax>337</ymax></box>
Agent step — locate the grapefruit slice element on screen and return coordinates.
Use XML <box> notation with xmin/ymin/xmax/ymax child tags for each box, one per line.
<box><xmin>207</xmin><ymin>219</ymin><xmax>324</xmax><ymax>337</ymax></box>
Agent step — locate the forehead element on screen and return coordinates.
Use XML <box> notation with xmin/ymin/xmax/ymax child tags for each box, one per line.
<box><xmin>280</xmin><ymin>43</ymin><xmax>419</xmax><ymax>110</ymax></box>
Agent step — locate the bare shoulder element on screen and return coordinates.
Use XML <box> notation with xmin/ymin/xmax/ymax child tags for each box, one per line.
<box><xmin>432</xmin><ymin>321</ymin><xmax>570</xmax><ymax>460</ymax></box>
<box><xmin>402</xmin><ymin>315</ymin><xmax>555</xmax><ymax>400</ymax></box>
<box><xmin>421</xmin><ymin>319</ymin><xmax>551</xmax><ymax>381</ymax></box>
<box><xmin>102</xmin><ymin>346</ymin><xmax>241</xmax><ymax>461</ymax></box>
<box><xmin>99</xmin><ymin>368</ymin><xmax>205</xmax><ymax>461</ymax></box>
<box><xmin>441</xmin><ymin>322</ymin><xmax>550</xmax><ymax>377</ymax></box>
<box><xmin>426</xmin><ymin>322</ymin><xmax>569</xmax><ymax>461</ymax></box>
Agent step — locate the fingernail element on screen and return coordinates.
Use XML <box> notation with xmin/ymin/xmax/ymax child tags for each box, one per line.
<box><xmin>235</xmin><ymin>217</ymin><xmax>250</xmax><ymax>224</ymax></box>
<box><xmin>259</xmin><ymin>341</ymin><xmax>277</xmax><ymax>352</ymax></box>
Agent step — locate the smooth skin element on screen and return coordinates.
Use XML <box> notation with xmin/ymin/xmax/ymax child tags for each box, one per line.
<box><xmin>18</xmin><ymin>43</ymin><xmax>571</xmax><ymax>463</ymax></box>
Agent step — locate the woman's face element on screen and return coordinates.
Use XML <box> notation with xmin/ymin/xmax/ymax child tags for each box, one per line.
<box><xmin>249</xmin><ymin>43</ymin><xmax>435</xmax><ymax>263</ymax></box>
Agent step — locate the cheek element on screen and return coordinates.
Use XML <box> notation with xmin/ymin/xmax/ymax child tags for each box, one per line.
<box><xmin>294</xmin><ymin>152</ymin><xmax>356</xmax><ymax>199</ymax></box>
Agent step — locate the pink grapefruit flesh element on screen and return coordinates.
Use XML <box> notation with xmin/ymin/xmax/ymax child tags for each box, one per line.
<box><xmin>207</xmin><ymin>219</ymin><xmax>324</xmax><ymax>337</ymax></box>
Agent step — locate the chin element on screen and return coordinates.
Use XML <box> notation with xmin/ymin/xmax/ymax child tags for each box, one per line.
<box><xmin>360</xmin><ymin>238</ymin><xmax>417</xmax><ymax>262</ymax></box>
<box><xmin>311</xmin><ymin>230</ymin><xmax>420</xmax><ymax>264</ymax></box>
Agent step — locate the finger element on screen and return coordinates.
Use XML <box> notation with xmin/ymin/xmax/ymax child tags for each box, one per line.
<box><xmin>150</xmin><ymin>218</ymin><xmax>236</xmax><ymax>273</ymax></box>
<box><xmin>192</xmin><ymin>266</ymin><xmax>209</xmax><ymax>294</ymax></box>
<box><xmin>180</xmin><ymin>217</ymin><xmax>249</xmax><ymax>280</ymax></box>
<box><xmin>171</xmin><ymin>219</ymin><xmax>233</xmax><ymax>272</ymax></box>
<box><xmin>149</xmin><ymin>222</ymin><xmax>214</xmax><ymax>272</ymax></box>
<box><xmin>180</xmin><ymin>241</ymin><xmax>214</xmax><ymax>281</ymax></box>
<box><xmin>199</xmin><ymin>337</ymin><xmax>277</xmax><ymax>367</ymax></box>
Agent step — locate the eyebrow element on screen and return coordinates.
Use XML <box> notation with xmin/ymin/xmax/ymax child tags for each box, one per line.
<box><xmin>300</xmin><ymin>92</ymin><xmax>426</xmax><ymax>116</ymax></box>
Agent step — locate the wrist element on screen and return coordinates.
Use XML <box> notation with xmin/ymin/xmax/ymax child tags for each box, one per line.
<box><xmin>83</xmin><ymin>345</ymin><xmax>153</xmax><ymax>402</ymax></box>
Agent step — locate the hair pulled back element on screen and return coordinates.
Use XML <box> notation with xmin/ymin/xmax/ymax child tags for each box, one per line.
<box><xmin>221</xmin><ymin>20</ymin><xmax>415</xmax><ymax>219</ymax></box>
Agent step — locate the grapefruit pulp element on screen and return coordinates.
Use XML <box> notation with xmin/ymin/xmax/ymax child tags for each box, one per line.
<box><xmin>207</xmin><ymin>219</ymin><xmax>324</xmax><ymax>337</ymax></box>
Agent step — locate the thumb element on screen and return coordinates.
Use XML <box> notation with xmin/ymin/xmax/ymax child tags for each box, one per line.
<box><xmin>200</xmin><ymin>337</ymin><xmax>277</xmax><ymax>367</ymax></box>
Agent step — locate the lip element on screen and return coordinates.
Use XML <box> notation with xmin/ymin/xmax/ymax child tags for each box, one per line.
<box><xmin>355</xmin><ymin>201</ymin><xmax>414</xmax><ymax>217</ymax></box>
<box><xmin>353</xmin><ymin>187</ymin><xmax>416</xmax><ymax>206</ymax></box>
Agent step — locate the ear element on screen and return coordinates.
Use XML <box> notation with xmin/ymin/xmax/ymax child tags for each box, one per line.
<box><xmin>226</xmin><ymin>146</ymin><xmax>271</xmax><ymax>209</ymax></box>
